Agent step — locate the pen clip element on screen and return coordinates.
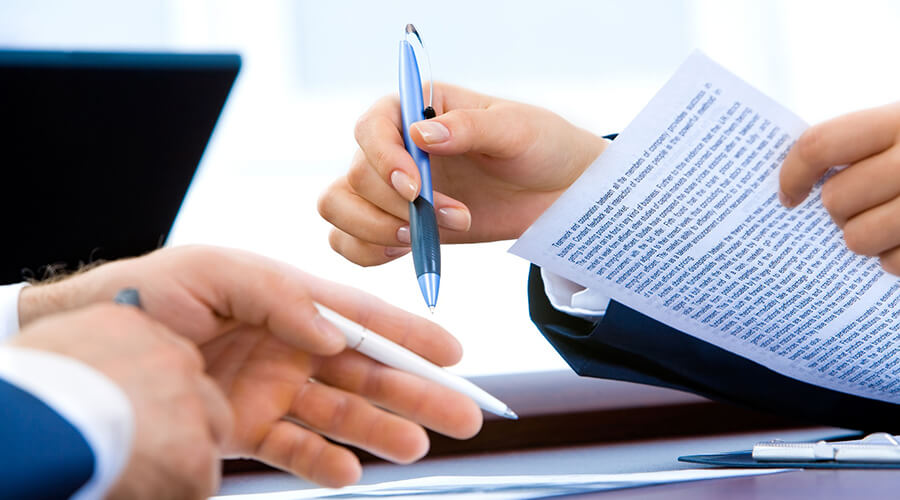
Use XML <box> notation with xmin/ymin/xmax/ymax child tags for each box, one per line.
<box><xmin>405</xmin><ymin>23</ymin><xmax>435</xmax><ymax>118</ymax></box>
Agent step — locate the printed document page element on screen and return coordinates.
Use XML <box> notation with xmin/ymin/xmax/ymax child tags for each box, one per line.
<box><xmin>212</xmin><ymin>469</ymin><xmax>786</xmax><ymax>499</ymax></box>
<box><xmin>511</xmin><ymin>52</ymin><xmax>900</xmax><ymax>404</ymax></box>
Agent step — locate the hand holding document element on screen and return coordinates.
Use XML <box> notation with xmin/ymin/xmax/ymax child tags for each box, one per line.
<box><xmin>512</xmin><ymin>52</ymin><xmax>900</xmax><ymax>404</ymax></box>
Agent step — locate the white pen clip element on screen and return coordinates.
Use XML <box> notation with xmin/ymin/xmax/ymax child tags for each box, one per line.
<box><xmin>349</xmin><ymin>329</ymin><xmax>366</xmax><ymax>350</ymax></box>
<box><xmin>314</xmin><ymin>303</ymin><xmax>518</xmax><ymax>419</ymax></box>
<box><xmin>405</xmin><ymin>23</ymin><xmax>434</xmax><ymax>117</ymax></box>
<box><xmin>317</xmin><ymin>305</ymin><xmax>366</xmax><ymax>349</ymax></box>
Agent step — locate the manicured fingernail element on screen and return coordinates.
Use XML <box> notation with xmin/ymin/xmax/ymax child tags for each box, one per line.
<box><xmin>397</xmin><ymin>225</ymin><xmax>411</xmax><ymax>244</ymax></box>
<box><xmin>313</xmin><ymin>314</ymin><xmax>346</xmax><ymax>348</ymax></box>
<box><xmin>437</xmin><ymin>207</ymin><xmax>471</xmax><ymax>231</ymax></box>
<box><xmin>413</xmin><ymin>121</ymin><xmax>450</xmax><ymax>144</ymax></box>
<box><xmin>778</xmin><ymin>190</ymin><xmax>794</xmax><ymax>207</ymax></box>
<box><xmin>391</xmin><ymin>170</ymin><xmax>418</xmax><ymax>201</ymax></box>
<box><xmin>385</xmin><ymin>247</ymin><xmax>411</xmax><ymax>258</ymax></box>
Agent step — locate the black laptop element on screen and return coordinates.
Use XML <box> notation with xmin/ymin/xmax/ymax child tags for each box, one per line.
<box><xmin>0</xmin><ymin>50</ymin><xmax>241</xmax><ymax>284</ymax></box>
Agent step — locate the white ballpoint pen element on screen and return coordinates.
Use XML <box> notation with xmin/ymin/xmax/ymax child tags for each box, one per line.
<box><xmin>316</xmin><ymin>305</ymin><xmax>518</xmax><ymax>420</ymax></box>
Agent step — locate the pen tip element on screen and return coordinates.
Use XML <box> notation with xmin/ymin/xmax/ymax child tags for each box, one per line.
<box><xmin>418</xmin><ymin>273</ymin><xmax>440</xmax><ymax>312</ymax></box>
<box><xmin>503</xmin><ymin>407</ymin><xmax>519</xmax><ymax>420</ymax></box>
<box><xmin>405</xmin><ymin>24</ymin><xmax>424</xmax><ymax>46</ymax></box>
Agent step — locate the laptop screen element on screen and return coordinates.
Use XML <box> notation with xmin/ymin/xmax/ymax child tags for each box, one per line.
<box><xmin>0</xmin><ymin>50</ymin><xmax>240</xmax><ymax>284</ymax></box>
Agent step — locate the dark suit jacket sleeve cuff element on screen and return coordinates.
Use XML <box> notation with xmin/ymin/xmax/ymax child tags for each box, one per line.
<box><xmin>527</xmin><ymin>264</ymin><xmax>701</xmax><ymax>392</ymax></box>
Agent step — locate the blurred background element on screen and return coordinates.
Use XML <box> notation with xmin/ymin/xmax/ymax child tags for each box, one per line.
<box><xmin>2</xmin><ymin>0</ymin><xmax>898</xmax><ymax>376</ymax></box>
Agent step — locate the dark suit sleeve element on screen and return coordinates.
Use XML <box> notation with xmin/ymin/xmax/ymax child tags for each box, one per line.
<box><xmin>528</xmin><ymin>264</ymin><xmax>900</xmax><ymax>432</ymax></box>
<box><xmin>0</xmin><ymin>377</ymin><xmax>95</xmax><ymax>498</ymax></box>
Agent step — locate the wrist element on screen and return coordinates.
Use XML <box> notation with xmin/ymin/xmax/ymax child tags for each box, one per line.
<box><xmin>18</xmin><ymin>281</ymin><xmax>69</xmax><ymax>327</ymax></box>
<box><xmin>17</xmin><ymin>270</ymin><xmax>102</xmax><ymax>327</ymax></box>
<box><xmin>0</xmin><ymin>346</ymin><xmax>134</xmax><ymax>499</ymax></box>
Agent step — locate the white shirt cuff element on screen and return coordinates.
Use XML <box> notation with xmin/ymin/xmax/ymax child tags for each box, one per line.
<box><xmin>0</xmin><ymin>346</ymin><xmax>134</xmax><ymax>500</ymax></box>
<box><xmin>540</xmin><ymin>268</ymin><xmax>610</xmax><ymax>322</ymax></box>
<box><xmin>0</xmin><ymin>282</ymin><xmax>28</xmax><ymax>341</ymax></box>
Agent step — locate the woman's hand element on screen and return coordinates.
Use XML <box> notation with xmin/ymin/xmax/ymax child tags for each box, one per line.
<box><xmin>779</xmin><ymin>102</ymin><xmax>900</xmax><ymax>274</ymax></box>
<box><xmin>318</xmin><ymin>82</ymin><xmax>608</xmax><ymax>266</ymax></box>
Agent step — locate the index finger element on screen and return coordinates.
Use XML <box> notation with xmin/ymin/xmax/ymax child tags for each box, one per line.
<box><xmin>354</xmin><ymin>96</ymin><xmax>421</xmax><ymax>202</ymax></box>
<box><xmin>431</xmin><ymin>82</ymin><xmax>495</xmax><ymax>115</ymax></box>
<box><xmin>779</xmin><ymin>104</ymin><xmax>900</xmax><ymax>207</ymax></box>
<box><xmin>123</xmin><ymin>247</ymin><xmax>349</xmax><ymax>356</ymax></box>
<box><xmin>302</xmin><ymin>273</ymin><xmax>463</xmax><ymax>367</ymax></box>
<box><xmin>161</xmin><ymin>247</ymin><xmax>458</xmax><ymax>363</ymax></box>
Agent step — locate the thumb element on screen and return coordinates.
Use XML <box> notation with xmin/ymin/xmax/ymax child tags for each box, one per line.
<box><xmin>138</xmin><ymin>247</ymin><xmax>349</xmax><ymax>356</ymax></box>
<box><xmin>410</xmin><ymin>107</ymin><xmax>531</xmax><ymax>158</ymax></box>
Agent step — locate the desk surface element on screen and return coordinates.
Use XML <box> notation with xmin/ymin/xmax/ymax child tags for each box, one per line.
<box><xmin>218</xmin><ymin>427</ymin><xmax>849</xmax><ymax>497</ymax></box>
<box><xmin>561</xmin><ymin>469</ymin><xmax>898</xmax><ymax>499</ymax></box>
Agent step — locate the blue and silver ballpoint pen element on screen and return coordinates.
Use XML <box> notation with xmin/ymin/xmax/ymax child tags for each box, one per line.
<box><xmin>399</xmin><ymin>24</ymin><xmax>440</xmax><ymax>312</ymax></box>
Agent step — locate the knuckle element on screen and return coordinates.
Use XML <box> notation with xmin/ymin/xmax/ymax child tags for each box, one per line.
<box><xmin>819</xmin><ymin>180</ymin><xmax>840</xmax><ymax>215</ymax></box>
<box><xmin>166</xmin><ymin>475</ymin><xmax>200</xmax><ymax>500</ymax></box>
<box><xmin>165</xmin><ymin>244</ymin><xmax>200</xmax><ymax>266</ymax></box>
<box><xmin>255</xmin><ymin>268</ymin><xmax>298</xmax><ymax>312</ymax></box>
<box><xmin>353</xmin><ymin>113</ymin><xmax>372</xmax><ymax>145</ymax></box>
<box><xmin>292</xmin><ymin>433</ymin><xmax>328</xmax><ymax>479</ymax></box>
<box><xmin>819</xmin><ymin>180</ymin><xmax>835</xmax><ymax>211</ymax></box>
<box><xmin>448</xmin><ymin>109</ymin><xmax>473</xmax><ymax>134</ymax></box>
<box><xmin>795</xmin><ymin>124</ymin><xmax>826</xmax><ymax>165</ymax></box>
<box><xmin>184</xmin><ymin>446</ymin><xmax>218</xmax><ymax>498</ymax></box>
<box><xmin>355</xmin><ymin>251</ymin><xmax>387</xmax><ymax>268</ymax></box>
<box><xmin>842</xmin><ymin>223</ymin><xmax>874</xmax><ymax>256</ymax></box>
<box><xmin>322</xmin><ymin>396</ymin><xmax>351</xmax><ymax>434</ymax></box>
<box><xmin>187</xmin><ymin>245</ymin><xmax>226</xmax><ymax>265</ymax></box>
<box><xmin>317</xmin><ymin>187</ymin><xmax>337</xmax><ymax>222</ymax></box>
<box><xmin>327</xmin><ymin>228</ymin><xmax>344</xmax><ymax>253</ymax></box>
<box><xmin>372</xmin><ymin>147</ymin><xmax>391</xmax><ymax>171</ymax></box>
<box><xmin>360</xmin><ymin>363</ymin><xmax>386</xmax><ymax>400</ymax></box>
<box><xmin>172</xmin><ymin>243</ymin><xmax>205</xmax><ymax>260</ymax></box>
<box><xmin>163</xmin><ymin>429</ymin><xmax>218</xmax><ymax>497</ymax></box>
<box><xmin>355</xmin><ymin>96</ymin><xmax>396</xmax><ymax>143</ymax></box>
<box><xmin>328</xmin><ymin>231</ymin><xmax>358</xmax><ymax>266</ymax></box>
<box><xmin>172</xmin><ymin>246</ymin><xmax>233</xmax><ymax>280</ymax></box>
<box><xmin>329</xmin><ymin>229</ymin><xmax>382</xmax><ymax>267</ymax></box>
<box><xmin>345</xmin><ymin>160</ymin><xmax>367</xmax><ymax>192</ymax></box>
<box><xmin>881</xmin><ymin>255</ymin><xmax>900</xmax><ymax>276</ymax></box>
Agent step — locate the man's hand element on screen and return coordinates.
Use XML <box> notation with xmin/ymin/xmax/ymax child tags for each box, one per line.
<box><xmin>12</xmin><ymin>305</ymin><xmax>232</xmax><ymax>500</ymax></box>
<box><xmin>17</xmin><ymin>246</ymin><xmax>483</xmax><ymax>487</ymax></box>
<box><xmin>779</xmin><ymin>102</ymin><xmax>900</xmax><ymax>274</ymax></box>
<box><xmin>318</xmin><ymin>82</ymin><xmax>608</xmax><ymax>266</ymax></box>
